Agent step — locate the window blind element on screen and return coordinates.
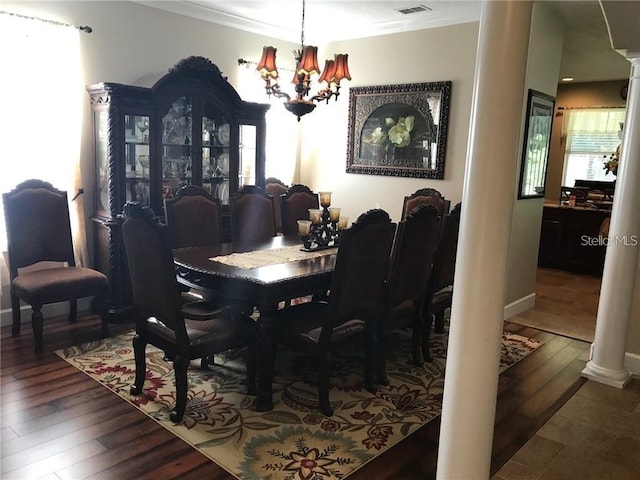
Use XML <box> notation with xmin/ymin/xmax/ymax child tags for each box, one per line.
<box><xmin>565</xmin><ymin>108</ymin><xmax>625</xmax><ymax>154</ymax></box>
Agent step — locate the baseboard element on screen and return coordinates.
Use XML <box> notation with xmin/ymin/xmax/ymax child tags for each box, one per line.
<box><xmin>624</xmin><ymin>351</ymin><xmax>640</xmax><ymax>377</ymax></box>
<box><xmin>503</xmin><ymin>293</ymin><xmax>536</xmax><ymax>320</ymax></box>
<box><xmin>0</xmin><ymin>298</ymin><xmax>93</xmax><ymax>327</ymax></box>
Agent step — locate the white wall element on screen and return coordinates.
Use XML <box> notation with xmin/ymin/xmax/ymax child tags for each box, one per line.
<box><xmin>506</xmin><ymin>2</ymin><xmax>565</xmax><ymax>307</ymax></box>
<box><xmin>298</xmin><ymin>24</ymin><xmax>479</xmax><ymax>223</ymax></box>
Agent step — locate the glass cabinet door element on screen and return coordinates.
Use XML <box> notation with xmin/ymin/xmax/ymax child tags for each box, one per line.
<box><xmin>124</xmin><ymin>114</ymin><xmax>150</xmax><ymax>205</ymax></box>
<box><xmin>94</xmin><ymin>110</ymin><xmax>109</xmax><ymax>212</ymax></box>
<box><xmin>202</xmin><ymin>107</ymin><xmax>231</xmax><ymax>204</ymax></box>
<box><xmin>162</xmin><ymin>96</ymin><xmax>193</xmax><ymax>199</ymax></box>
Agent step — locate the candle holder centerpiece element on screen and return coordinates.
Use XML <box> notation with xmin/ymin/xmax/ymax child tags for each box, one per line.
<box><xmin>297</xmin><ymin>191</ymin><xmax>349</xmax><ymax>251</ymax></box>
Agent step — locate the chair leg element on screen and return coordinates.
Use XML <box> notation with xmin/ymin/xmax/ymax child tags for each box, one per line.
<box><xmin>364</xmin><ymin>326</ymin><xmax>378</xmax><ymax>393</ymax></box>
<box><xmin>422</xmin><ymin>314</ymin><xmax>434</xmax><ymax>363</ymax></box>
<box><xmin>10</xmin><ymin>293</ymin><xmax>21</xmax><ymax>336</ymax></box>
<box><xmin>411</xmin><ymin>309</ymin><xmax>425</xmax><ymax>367</ymax></box>
<box><xmin>171</xmin><ymin>354</ymin><xmax>190</xmax><ymax>423</ymax></box>
<box><xmin>245</xmin><ymin>328</ymin><xmax>257</xmax><ymax>396</ymax></box>
<box><xmin>130</xmin><ymin>334</ymin><xmax>148</xmax><ymax>395</ymax></box>
<box><xmin>368</xmin><ymin>313</ymin><xmax>388</xmax><ymax>389</ymax></box>
<box><xmin>318</xmin><ymin>350</ymin><xmax>333</xmax><ymax>416</ymax></box>
<box><xmin>68</xmin><ymin>299</ymin><xmax>78</xmax><ymax>323</ymax></box>
<box><xmin>200</xmin><ymin>356</ymin><xmax>213</xmax><ymax>370</ymax></box>
<box><xmin>96</xmin><ymin>293</ymin><xmax>109</xmax><ymax>338</ymax></box>
<box><xmin>100</xmin><ymin>315</ymin><xmax>109</xmax><ymax>338</ymax></box>
<box><xmin>31</xmin><ymin>305</ymin><xmax>45</xmax><ymax>353</ymax></box>
<box><xmin>434</xmin><ymin>311</ymin><xmax>446</xmax><ymax>334</ymax></box>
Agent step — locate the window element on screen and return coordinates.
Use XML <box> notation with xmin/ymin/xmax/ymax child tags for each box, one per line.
<box><xmin>562</xmin><ymin>108</ymin><xmax>625</xmax><ymax>187</ymax></box>
<box><xmin>0</xmin><ymin>13</ymin><xmax>84</xmax><ymax>253</ymax></box>
<box><xmin>237</xmin><ymin>64</ymin><xmax>299</xmax><ymax>185</ymax></box>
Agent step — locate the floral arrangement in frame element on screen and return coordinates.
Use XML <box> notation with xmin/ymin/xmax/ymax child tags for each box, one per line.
<box><xmin>345</xmin><ymin>82</ymin><xmax>452</xmax><ymax>179</ymax></box>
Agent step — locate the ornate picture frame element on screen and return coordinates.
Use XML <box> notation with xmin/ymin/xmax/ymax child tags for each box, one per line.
<box><xmin>518</xmin><ymin>89</ymin><xmax>555</xmax><ymax>199</ymax></box>
<box><xmin>346</xmin><ymin>81</ymin><xmax>451</xmax><ymax>178</ymax></box>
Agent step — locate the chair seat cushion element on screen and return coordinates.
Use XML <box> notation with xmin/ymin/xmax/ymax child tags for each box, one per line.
<box><xmin>432</xmin><ymin>285</ymin><xmax>453</xmax><ymax>305</ymax></box>
<box><xmin>277</xmin><ymin>301</ymin><xmax>366</xmax><ymax>344</ymax></box>
<box><xmin>386</xmin><ymin>299</ymin><xmax>417</xmax><ymax>331</ymax></box>
<box><xmin>12</xmin><ymin>267</ymin><xmax>108</xmax><ymax>306</ymax></box>
<box><xmin>146</xmin><ymin>314</ymin><xmax>249</xmax><ymax>351</ymax></box>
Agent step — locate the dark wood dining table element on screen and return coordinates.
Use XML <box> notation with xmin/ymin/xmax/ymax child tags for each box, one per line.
<box><xmin>173</xmin><ymin>236</ymin><xmax>337</xmax><ymax>411</ymax></box>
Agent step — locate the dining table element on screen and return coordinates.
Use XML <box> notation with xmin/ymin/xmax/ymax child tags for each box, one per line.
<box><xmin>173</xmin><ymin>235</ymin><xmax>337</xmax><ymax>411</ymax></box>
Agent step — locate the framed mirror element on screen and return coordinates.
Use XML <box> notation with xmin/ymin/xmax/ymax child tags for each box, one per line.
<box><xmin>518</xmin><ymin>89</ymin><xmax>555</xmax><ymax>199</ymax></box>
<box><xmin>346</xmin><ymin>82</ymin><xmax>451</xmax><ymax>178</ymax></box>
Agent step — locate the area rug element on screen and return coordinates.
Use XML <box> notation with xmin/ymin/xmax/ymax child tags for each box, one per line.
<box><xmin>56</xmin><ymin>329</ymin><xmax>541</xmax><ymax>479</ymax></box>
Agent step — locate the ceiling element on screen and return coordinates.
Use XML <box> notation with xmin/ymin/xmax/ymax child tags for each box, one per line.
<box><xmin>137</xmin><ymin>0</ymin><xmax>631</xmax><ymax>83</ymax></box>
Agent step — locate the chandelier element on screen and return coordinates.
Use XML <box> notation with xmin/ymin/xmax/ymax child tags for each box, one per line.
<box><xmin>253</xmin><ymin>0</ymin><xmax>351</xmax><ymax>121</ymax></box>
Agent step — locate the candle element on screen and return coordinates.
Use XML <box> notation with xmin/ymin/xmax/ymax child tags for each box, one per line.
<box><xmin>328</xmin><ymin>207</ymin><xmax>341</xmax><ymax>222</ymax></box>
<box><xmin>319</xmin><ymin>191</ymin><xmax>332</xmax><ymax>207</ymax></box>
<box><xmin>337</xmin><ymin>217</ymin><xmax>349</xmax><ymax>230</ymax></box>
<box><xmin>297</xmin><ymin>219</ymin><xmax>312</xmax><ymax>236</ymax></box>
<box><xmin>308</xmin><ymin>208</ymin><xmax>322</xmax><ymax>224</ymax></box>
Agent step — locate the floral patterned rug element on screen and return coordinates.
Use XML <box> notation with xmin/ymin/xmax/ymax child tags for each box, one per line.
<box><xmin>56</xmin><ymin>329</ymin><xmax>541</xmax><ymax>480</ymax></box>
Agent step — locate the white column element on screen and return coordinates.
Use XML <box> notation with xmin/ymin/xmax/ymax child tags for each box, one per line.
<box><xmin>436</xmin><ymin>2</ymin><xmax>532</xmax><ymax>479</ymax></box>
<box><xmin>582</xmin><ymin>51</ymin><xmax>640</xmax><ymax>388</ymax></box>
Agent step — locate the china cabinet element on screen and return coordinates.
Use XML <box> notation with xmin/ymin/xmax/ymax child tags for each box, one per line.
<box><xmin>87</xmin><ymin>56</ymin><xmax>269</xmax><ymax>319</ymax></box>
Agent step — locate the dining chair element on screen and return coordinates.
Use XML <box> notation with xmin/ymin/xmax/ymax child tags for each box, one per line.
<box><xmin>164</xmin><ymin>185</ymin><xmax>225</xmax><ymax>304</ymax></box>
<box><xmin>379</xmin><ymin>204</ymin><xmax>441</xmax><ymax>379</ymax></box>
<box><xmin>401</xmin><ymin>187</ymin><xmax>450</xmax><ymax>219</ymax></box>
<box><xmin>164</xmin><ymin>185</ymin><xmax>233</xmax><ymax>368</ymax></box>
<box><xmin>121</xmin><ymin>201</ymin><xmax>255</xmax><ymax>423</ymax></box>
<box><xmin>229</xmin><ymin>185</ymin><xmax>277</xmax><ymax>247</ymax></box>
<box><xmin>273</xmin><ymin>208</ymin><xmax>396</xmax><ymax>416</ymax></box>
<box><xmin>2</xmin><ymin>179</ymin><xmax>109</xmax><ymax>352</ymax></box>
<box><xmin>280</xmin><ymin>184</ymin><xmax>320</xmax><ymax>236</ymax></box>
<box><xmin>264</xmin><ymin>177</ymin><xmax>288</xmax><ymax>234</ymax></box>
<box><xmin>164</xmin><ymin>185</ymin><xmax>224</xmax><ymax>249</ymax></box>
<box><xmin>424</xmin><ymin>202</ymin><xmax>461</xmax><ymax>339</ymax></box>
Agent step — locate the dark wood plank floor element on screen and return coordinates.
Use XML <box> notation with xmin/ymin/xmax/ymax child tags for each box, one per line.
<box><xmin>1</xmin><ymin>311</ymin><xmax>588</xmax><ymax>479</ymax></box>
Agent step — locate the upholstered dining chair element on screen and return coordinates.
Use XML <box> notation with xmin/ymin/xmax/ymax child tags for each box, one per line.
<box><xmin>121</xmin><ymin>201</ymin><xmax>254</xmax><ymax>423</ymax></box>
<box><xmin>2</xmin><ymin>179</ymin><xmax>109</xmax><ymax>352</ymax></box>
<box><xmin>272</xmin><ymin>209</ymin><xmax>396</xmax><ymax>416</ymax></box>
<box><xmin>164</xmin><ymin>185</ymin><xmax>224</xmax><ymax>249</ymax></box>
<box><xmin>401</xmin><ymin>187</ymin><xmax>451</xmax><ymax>219</ymax></box>
<box><xmin>229</xmin><ymin>185</ymin><xmax>276</xmax><ymax>247</ymax></box>
<box><xmin>264</xmin><ymin>177</ymin><xmax>288</xmax><ymax>234</ymax></box>
<box><xmin>379</xmin><ymin>204</ymin><xmax>441</xmax><ymax>378</ymax></box>
<box><xmin>280</xmin><ymin>184</ymin><xmax>320</xmax><ymax>236</ymax></box>
<box><xmin>164</xmin><ymin>185</ymin><xmax>225</xmax><ymax>306</ymax></box>
<box><xmin>425</xmin><ymin>202</ymin><xmax>462</xmax><ymax>337</ymax></box>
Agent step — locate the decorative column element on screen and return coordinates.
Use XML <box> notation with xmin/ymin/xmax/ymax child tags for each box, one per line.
<box><xmin>582</xmin><ymin>51</ymin><xmax>640</xmax><ymax>387</ymax></box>
<box><xmin>436</xmin><ymin>1</ymin><xmax>532</xmax><ymax>478</ymax></box>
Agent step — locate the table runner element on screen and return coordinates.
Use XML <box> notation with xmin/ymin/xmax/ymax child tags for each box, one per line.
<box><xmin>210</xmin><ymin>244</ymin><xmax>336</xmax><ymax>269</ymax></box>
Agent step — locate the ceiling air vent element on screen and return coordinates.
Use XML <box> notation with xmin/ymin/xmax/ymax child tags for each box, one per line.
<box><xmin>397</xmin><ymin>4</ymin><xmax>432</xmax><ymax>15</ymax></box>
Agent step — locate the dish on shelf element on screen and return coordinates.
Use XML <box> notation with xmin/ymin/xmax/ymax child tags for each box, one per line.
<box><xmin>100</xmin><ymin>188</ymin><xmax>109</xmax><ymax>211</ymax></box>
<box><xmin>217</xmin><ymin>153</ymin><xmax>229</xmax><ymax>174</ymax></box>
<box><xmin>217</xmin><ymin>181</ymin><xmax>228</xmax><ymax>202</ymax></box>
<box><xmin>217</xmin><ymin>123</ymin><xmax>230</xmax><ymax>146</ymax></box>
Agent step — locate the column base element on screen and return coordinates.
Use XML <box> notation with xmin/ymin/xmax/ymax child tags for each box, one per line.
<box><xmin>581</xmin><ymin>360</ymin><xmax>631</xmax><ymax>388</ymax></box>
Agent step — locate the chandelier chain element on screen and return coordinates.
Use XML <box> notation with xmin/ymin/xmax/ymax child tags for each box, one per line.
<box><xmin>300</xmin><ymin>0</ymin><xmax>306</xmax><ymax>47</ymax></box>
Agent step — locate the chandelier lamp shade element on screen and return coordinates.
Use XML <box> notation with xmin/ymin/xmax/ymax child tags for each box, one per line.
<box><xmin>254</xmin><ymin>0</ymin><xmax>351</xmax><ymax>121</ymax></box>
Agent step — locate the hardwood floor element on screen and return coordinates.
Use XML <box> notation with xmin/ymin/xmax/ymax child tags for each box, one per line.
<box><xmin>1</xmin><ymin>283</ymin><xmax>591</xmax><ymax>479</ymax></box>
